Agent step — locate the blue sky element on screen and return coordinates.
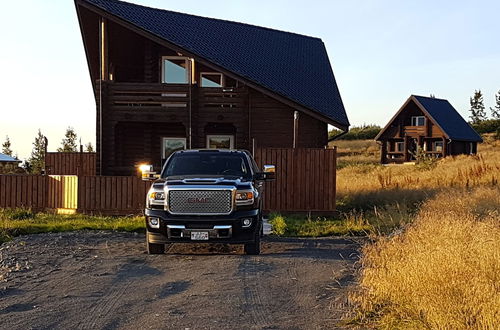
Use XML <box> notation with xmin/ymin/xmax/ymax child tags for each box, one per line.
<box><xmin>1</xmin><ymin>0</ymin><xmax>499</xmax><ymax>159</ymax></box>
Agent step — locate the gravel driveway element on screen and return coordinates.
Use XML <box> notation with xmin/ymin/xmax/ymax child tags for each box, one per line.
<box><xmin>0</xmin><ymin>231</ymin><xmax>361</xmax><ymax>329</ymax></box>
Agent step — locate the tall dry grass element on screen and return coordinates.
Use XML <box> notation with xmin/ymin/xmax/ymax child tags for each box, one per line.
<box><xmin>336</xmin><ymin>140</ymin><xmax>500</xmax><ymax>211</ymax></box>
<box><xmin>348</xmin><ymin>187</ymin><xmax>500</xmax><ymax>329</ymax></box>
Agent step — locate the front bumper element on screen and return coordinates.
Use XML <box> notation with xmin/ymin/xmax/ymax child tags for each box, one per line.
<box><xmin>145</xmin><ymin>208</ymin><xmax>260</xmax><ymax>244</ymax></box>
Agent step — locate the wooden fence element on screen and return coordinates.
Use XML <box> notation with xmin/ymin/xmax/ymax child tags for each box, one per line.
<box><xmin>1</xmin><ymin>147</ymin><xmax>337</xmax><ymax>215</ymax></box>
<box><xmin>0</xmin><ymin>175</ymin><xmax>47</xmax><ymax>211</ymax></box>
<box><xmin>45</xmin><ymin>152</ymin><xmax>96</xmax><ymax>176</ymax></box>
<box><xmin>78</xmin><ymin>176</ymin><xmax>152</xmax><ymax>215</ymax></box>
<box><xmin>0</xmin><ymin>175</ymin><xmax>150</xmax><ymax>215</ymax></box>
<box><xmin>254</xmin><ymin>148</ymin><xmax>337</xmax><ymax>213</ymax></box>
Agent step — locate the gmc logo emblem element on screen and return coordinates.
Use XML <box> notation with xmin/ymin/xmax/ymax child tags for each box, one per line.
<box><xmin>187</xmin><ymin>197</ymin><xmax>211</xmax><ymax>203</ymax></box>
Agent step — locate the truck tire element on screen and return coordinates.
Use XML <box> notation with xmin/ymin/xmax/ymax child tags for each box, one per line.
<box><xmin>146</xmin><ymin>232</ymin><xmax>165</xmax><ymax>254</ymax></box>
<box><xmin>244</xmin><ymin>226</ymin><xmax>261</xmax><ymax>255</ymax></box>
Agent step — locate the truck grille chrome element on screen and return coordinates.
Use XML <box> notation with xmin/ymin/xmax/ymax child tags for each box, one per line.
<box><xmin>168</xmin><ymin>190</ymin><xmax>233</xmax><ymax>215</ymax></box>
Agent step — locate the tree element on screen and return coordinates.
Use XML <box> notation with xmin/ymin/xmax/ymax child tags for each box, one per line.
<box><xmin>491</xmin><ymin>90</ymin><xmax>500</xmax><ymax>119</ymax></box>
<box><xmin>2</xmin><ymin>136</ymin><xmax>13</xmax><ymax>156</ymax></box>
<box><xmin>469</xmin><ymin>90</ymin><xmax>487</xmax><ymax>124</ymax></box>
<box><xmin>27</xmin><ymin>130</ymin><xmax>47</xmax><ymax>174</ymax></box>
<box><xmin>85</xmin><ymin>142</ymin><xmax>94</xmax><ymax>152</ymax></box>
<box><xmin>57</xmin><ymin>127</ymin><xmax>78</xmax><ymax>152</ymax></box>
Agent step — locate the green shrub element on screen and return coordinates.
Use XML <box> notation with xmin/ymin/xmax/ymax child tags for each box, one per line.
<box><xmin>268</xmin><ymin>213</ymin><xmax>287</xmax><ymax>236</ymax></box>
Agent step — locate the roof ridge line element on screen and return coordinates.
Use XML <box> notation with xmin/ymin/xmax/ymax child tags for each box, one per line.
<box><xmin>88</xmin><ymin>0</ymin><xmax>323</xmax><ymax>41</ymax></box>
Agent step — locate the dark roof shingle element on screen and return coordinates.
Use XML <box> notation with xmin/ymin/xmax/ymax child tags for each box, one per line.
<box><xmin>413</xmin><ymin>95</ymin><xmax>482</xmax><ymax>142</ymax></box>
<box><xmin>79</xmin><ymin>0</ymin><xmax>349</xmax><ymax>128</ymax></box>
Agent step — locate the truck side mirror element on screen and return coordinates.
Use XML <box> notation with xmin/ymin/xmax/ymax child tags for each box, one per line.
<box><xmin>255</xmin><ymin>165</ymin><xmax>275</xmax><ymax>181</ymax></box>
<box><xmin>139</xmin><ymin>164</ymin><xmax>159</xmax><ymax>181</ymax></box>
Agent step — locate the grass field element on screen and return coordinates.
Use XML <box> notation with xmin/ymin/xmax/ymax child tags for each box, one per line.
<box><xmin>0</xmin><ymin>209</ymin><xmax>143</xmax><ymax>244</ymax></box>
<box><xmin>332</xmin><ymin>137</ymin><xmax>500</xmax><ymax>329</ymax></box>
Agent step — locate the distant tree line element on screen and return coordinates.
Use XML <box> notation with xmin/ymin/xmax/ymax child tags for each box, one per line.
<box><xmin>468</xmin><ymin>90</ymin><xmax>500</xmax><ymax>138</ymax></box>
<box><xmin>0</xmin><ymin>127</ymin><xmax>94</xmax><ymax>174</ymax></box>
<box><xmin>329</xmin><ymin>124</ymin><xmax>382</xmax><ymax>140</ymax></box>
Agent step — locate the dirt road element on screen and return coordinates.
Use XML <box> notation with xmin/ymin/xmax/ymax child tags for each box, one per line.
<box><xmin>0</xmin><ymin>231</ymin><xmax>360</xmax><ymax>329</ymax></box>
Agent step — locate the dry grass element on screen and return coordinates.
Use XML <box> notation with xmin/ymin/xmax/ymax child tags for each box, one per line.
<box><xmin>336</xmin><ymin>140</ymin><xmax>500</xmax><ymax>212</ymax></box>
<box><xmin>330</xmin><ymin>140</ymin><xmax>380</xmax><ymax>168</ymax></box>
<box><xmin>347</xmin><ymin>187</ymin><xmax>500</xmax><ymax>329</ymax></box>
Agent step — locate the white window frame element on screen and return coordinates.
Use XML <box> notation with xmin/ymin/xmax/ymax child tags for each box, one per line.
<box><xmin>161</xmin><ymin>56</ymin><xmax>191</xmax><ymax>84</ymax></box>
<box><xmin>395</xmin><ymin>141</ymin><xmax>404</xmax><ymax>152</ymax></box>
<box><xmin>411</xmin><ymin>116</ymin><xmax>426</xmax><ymax>126</ymax></box>
<box><xmin>162</xmin><ymin>137</ymin><xmax>187</xmax><ymax>159</ymax></box>
<box><xmin>206</xmin><ymin>135</ymin><xmax>234</xmax><ymax>149</ymax></box>
<box><xmin>200</xmin><ymin>72</ymin><xmax>224</xmax><ymax>88</ymax></box>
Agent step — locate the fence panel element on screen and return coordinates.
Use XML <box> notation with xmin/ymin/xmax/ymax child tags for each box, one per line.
<box><xmin>46</xmin><ymin>175</ymin><xmax>78</xmax><ymax>211</ymax></box>
<box><xmin>45</xmin><ymin>152</ymin><xmax>96</xmax><ymax>176</ymax></box>
<box><xmin>0</xmin><ymin>175</ymin><xmax>47</xmax><ymax>210</ymax></box>
<box><xmin>78</xmin><ymin>176</ymin><xmax>152</xmax><ymax>215</ymax></box>
<box><xmin>253</xmin><ymin>148</ymin><xmax>337</xmax><ymax>213</ymax></box>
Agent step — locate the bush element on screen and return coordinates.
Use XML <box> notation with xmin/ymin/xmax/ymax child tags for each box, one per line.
<box><xmin>268</xmin><ymin>213</ymin><xmax>287</xmax><ymax>236</ymax></box>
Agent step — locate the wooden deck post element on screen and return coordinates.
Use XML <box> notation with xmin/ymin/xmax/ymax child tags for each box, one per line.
<box><xmin>404</xmin><ymin>135</ymin><xmax>410</xmax><ymax>161</ymax></box>
<box><xmin>380</xmin><ymin>140</ymin><xmax>387</xmax><ymax>164</ymax></box>
<box><xmin>442</xmin><ymin>136</ymin><xmax>447</xmax><ymax>157</ymax></box>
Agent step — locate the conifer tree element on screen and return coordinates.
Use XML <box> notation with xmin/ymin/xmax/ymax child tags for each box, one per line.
<box><xmin>469</xmin><ymin>90</ymin><xmax>486</xmax><ymax>123</ymax></box>
<box><xmin>490</xmin><ymin>90</ymin><xmax>500</xmax><ymax>119</ymax></box>
<box><xmin>1</xmin><ymin>136</ymin><xmax>13</xmax><ymax>156</ymax></box>
<box><xmin>27</xmin><ymin>130</ymin><xmax>47</xmax><ymax>174</ymax></box>
<box><xmin>85</xmin><ymin>142</ymin><xmax>94</xmax><ymax>152</ymax></box>
<box><xmin>57</xmin><ymin>127</ymin><xmax>78</xmax><ymax>152</ymax></box>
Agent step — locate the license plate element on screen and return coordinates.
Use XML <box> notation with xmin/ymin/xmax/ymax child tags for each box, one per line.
<box><xmin>191</xmin><ymin>232</ymin><xmax>209</xmax><ymax>240</ymax></box>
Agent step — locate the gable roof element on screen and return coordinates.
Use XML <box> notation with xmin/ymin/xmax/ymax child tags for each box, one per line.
<box><xmin>76</xmin><ymin>0</ymin><xmax>349</xmax><ymax>129</ymax></box>
<box><xmin>375</xmin><ymin>95</ymin><xmax>482</xmax><ymax>142</ymax></box>
<box><xmin>0</xmin><ymin>153</ymin><xmax>20</xmax><ymax>163</ymax></box>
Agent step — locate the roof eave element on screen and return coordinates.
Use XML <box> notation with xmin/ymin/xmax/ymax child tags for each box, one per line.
<box><xmin>76</xmin><ymin>0</ymin><xmax>348</xmax><ymax>128</ymax></box>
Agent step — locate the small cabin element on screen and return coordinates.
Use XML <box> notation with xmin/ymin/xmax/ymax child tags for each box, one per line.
<box><xmin>74</xmin><ymin>0</ymin><xmax>349</xmax><ymax>175</ymax></box>
<box><xmin>375</xmin><ymin>95</ymin><xmax>482</xmax><ymax>164</ymax></box>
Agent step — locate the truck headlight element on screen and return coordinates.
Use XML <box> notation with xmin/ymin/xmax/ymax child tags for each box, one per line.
<box><xmin>149</xmin><ymin>192</ymin><xmax>165</xmax><ymax>200</ymax></box>
<box><xmin>236</xmin><ymin>191</ymin><xmax>254</xmax><ymax>205</ymax></box>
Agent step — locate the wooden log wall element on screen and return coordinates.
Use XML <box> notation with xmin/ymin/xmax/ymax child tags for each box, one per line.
<box><xmin>253</xmin><ymin>147</ymin><xmax>337</xmax><ymax>213</ymax></box>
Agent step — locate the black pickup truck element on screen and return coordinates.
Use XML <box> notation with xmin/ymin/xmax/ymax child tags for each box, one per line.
<box><xmin>144</xmin><ymin>149</ymin><xmax>274</xmax><ymax>255</ymax></box>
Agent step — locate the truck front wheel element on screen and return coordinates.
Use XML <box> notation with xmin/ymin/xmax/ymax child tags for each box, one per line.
<box><xmin>146</xmin><ymin>232</ymin><xmax>165</xmax><ymax>254</ymax></box>
<box><xmin>244</xmin><ymin>226</ymin><xmax>261</xmax><ymax>255</ymax></box>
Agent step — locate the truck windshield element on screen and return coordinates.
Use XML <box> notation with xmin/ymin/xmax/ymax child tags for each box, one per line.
<box><xmin>162</xmin><ymin>153</ymin><xmax>251</xmax><ymax>179</ymax></box>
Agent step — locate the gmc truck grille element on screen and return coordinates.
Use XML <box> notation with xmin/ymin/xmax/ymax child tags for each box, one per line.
<box><xmin>168</xmin><ymin>190</ymin><xmax>233</xmax><ymax>215</ymax></box>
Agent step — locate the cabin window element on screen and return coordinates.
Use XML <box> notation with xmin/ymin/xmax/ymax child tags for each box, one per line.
<box><xmin>201</xmin><ymin>72</ymin><xmax>224</xmax><ymax>87</ymax></box>
<box><xmin>434</xmin><ymin>141</ymin><xmax>443</xmax><ymax>152</ymax></box>
<box><xmin>396</xmin><ymin>141</ymin><xmax>404</xmax><ymax>152</ymax></box>
<box><xmin>162</xmin><ymin>137</ymin><xmax>186</xmax><ymax>159</ymax></box>
<box><xmin>411</xmin><ymin>116</ymin><xmax>425</xmax><ymax>126</ymax></box>
<box><xmin>162</xmin><ymin>56</ymin><xmax>190</xmax><ymax>84</ymax></box>
<box><xmin>206</xmin><ymin>135</ymin><xmax>234</xmax><ymax>149</ymax></box>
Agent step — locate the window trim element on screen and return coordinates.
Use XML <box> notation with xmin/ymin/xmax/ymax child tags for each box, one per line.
<box><xmin>411</xmin><ymin>116</ymin><xmax>426</xmax><ymax>126</ymax></box>
<box><xmin>161</xmin><ymin>56</ymin><xmax>191</xmax><ymax>84</ymax></box>
<box><xmin>200</xmin><ymin>72</ymin><xmax>224</xmax><ymax>88</ymax></box>
<box><xmin>162</xmin><ymin>137</ymin><xmax>187</xmax><ymax>159</ymax></box>
<box><xmin>433</xmin><ymin>141</ymin><xmax>444</xmax><ymax>152</ymax></box>
<box><xmin>395</xmin><ymin>141</ymin><xmax>405</xmax><ymax>152</ymax></box>
<box><xmin>206</xmin><ymin>135</ymin><xmax>234</xmax><ymax>149</ymax></box>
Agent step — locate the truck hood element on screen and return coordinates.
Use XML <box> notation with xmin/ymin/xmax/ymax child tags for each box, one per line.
<box><xmin>153</xmin><ymin>175</ymin><xmax>253</xmax><ymax>190</ymax></box>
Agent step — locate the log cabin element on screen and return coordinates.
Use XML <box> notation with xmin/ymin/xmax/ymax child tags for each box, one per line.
<box><xmin>74</xmin><ymin>0</ymin><xmax>349</xmax><ymax>175</ymax></box>
<box><xmin>375</xmin><ymin>95</ymin><xmax>482</xmax><ymax>164</ymax></box>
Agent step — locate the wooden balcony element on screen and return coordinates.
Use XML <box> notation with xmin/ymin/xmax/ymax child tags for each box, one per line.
<box><xmin>404</xmin><ymin>126</ymin><xmax>426</xmax><ymax>137</ymax></box>
<box><xmin>98</xmin><ymin>81</ymin><xmax>248</xmax><ymax>114</ymax></box>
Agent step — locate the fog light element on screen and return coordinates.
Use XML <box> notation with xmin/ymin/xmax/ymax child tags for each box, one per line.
<box><xmin>242</xmin><ymin>218</ymin><xmax>252</xmax><ymax>228</ymax></box>
<box><xmin>148</xmin><ymin>217</ymin><xmax>160</xmax><ymax>228</ymax></box>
